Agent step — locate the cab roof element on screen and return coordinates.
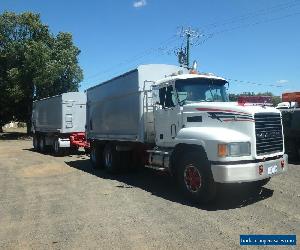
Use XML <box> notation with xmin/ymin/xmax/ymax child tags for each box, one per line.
<box><xmin>155</xmin><ymin>73</ymin><xmax>227</xmax><ymax>85</ymax></box>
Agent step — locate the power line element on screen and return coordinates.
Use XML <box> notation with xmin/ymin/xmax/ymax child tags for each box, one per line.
<box><xmin>224</xmin><ymin>77</ymin><xmax>287</xmax><ymax>88</ymax></box>
<box><xmin>82</xmin><ymin>1</ymin><xmax>300</xmax><ymax>85</ymax></box>
<box><xmin>163</xmin><ymin>1</ymin><xmax>300</xmax><ymax>57</ymax></box>
<box><xmin>82</xmin><ymin>35</ymin><xmax>180</xmax><ymax>83</ymax></box>
<box><xmin>175</xmin><ymin>27</ymin><xmax>201</xmax><ymax>68</ymax></box>
<box><xmin>199</xmin><ymin>0</ymin><xmax>300</xmax><ymax>33</ymax></box>
<box><xmin>193</xmin><ymin>0</ymin><xmax>300</xmax><ymax>46</ymax></box>
<box><xmin>192</xmin><ymin>11</ymin><xmax>300</xmax><ymax>47</ymax></box>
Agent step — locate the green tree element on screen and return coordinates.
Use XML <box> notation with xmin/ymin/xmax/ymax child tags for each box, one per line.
<box><xmin>0</xmin><ymin>12</ymin><xmax>83</xmax><ymax>133</ymax></box>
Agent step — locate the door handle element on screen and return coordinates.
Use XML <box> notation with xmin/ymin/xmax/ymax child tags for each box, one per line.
<box><xmin>171</xmin><ymin>124</ymin><xmax>176</xmax><ymax>139</ymax></box>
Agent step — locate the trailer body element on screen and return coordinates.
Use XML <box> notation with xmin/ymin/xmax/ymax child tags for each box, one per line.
<box><xmin>32</xmin><ymin>92</ymin><xmax>88</xmax><ymax>154</ymax></box>
<box><xmin>32</xmin><ymin>92</ymin><xmax>86</xmax><ymax>134</ymax></box>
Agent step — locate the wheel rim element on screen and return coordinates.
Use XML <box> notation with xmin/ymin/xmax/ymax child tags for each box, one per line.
<box><xmin>105</xmin><ymin>149</ymin><xmax>112</xmax><ymax>168</ymax></box>
<box><xmin>184</xmin><ymin>165</ymin><xmax>202</xmax><ymax>193</ymax></box>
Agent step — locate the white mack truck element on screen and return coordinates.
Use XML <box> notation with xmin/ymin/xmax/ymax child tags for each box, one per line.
<box><xmin>86</xmin><ymin>64</ymin><xmax>287</xmax><ymax>203</ymax></box>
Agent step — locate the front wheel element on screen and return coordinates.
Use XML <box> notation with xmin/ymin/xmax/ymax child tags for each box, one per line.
<box><xmin>177</xmin><ymin>151</ymin><xmax>217</xmax><ymax>204</ymax></box>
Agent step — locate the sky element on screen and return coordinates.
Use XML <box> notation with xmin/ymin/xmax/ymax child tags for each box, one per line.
<box><xmin>1</xmin><ymin>0</ymin><xmax>300</xmax><ymax>95</ymax></box>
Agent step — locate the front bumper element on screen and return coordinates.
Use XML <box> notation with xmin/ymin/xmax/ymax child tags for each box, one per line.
<box><xmin>211</xmin><ymin>154</ymin><xmax>288</xmax><ymax>183</ymax></box>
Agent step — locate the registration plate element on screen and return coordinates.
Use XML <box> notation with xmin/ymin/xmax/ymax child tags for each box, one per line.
<box><xmin>267</xmin><ymin>165</ymin><xmax>278</xmax><ymax>175</ymax></box>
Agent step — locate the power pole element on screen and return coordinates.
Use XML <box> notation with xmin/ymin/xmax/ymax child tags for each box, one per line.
<box><xmin>176</xmin><ymin>27</ymin><xmax>200</xmax><ymax>69</ymax></box>
<box><xmin>186</xmin><ymin>32</ymin><xmax>190</xmax><ymax>68</ymax></box>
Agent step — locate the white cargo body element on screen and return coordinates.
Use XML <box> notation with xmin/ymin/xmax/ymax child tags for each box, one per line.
<box><xmin>86</xmin><ymin>64</ymin><xmax>187</xmax><ymax>143</ymax></box>
<box><xmin>32</xmin><ymin>92</ymin><xmax>86</xmax><ymax>134</ymax></box>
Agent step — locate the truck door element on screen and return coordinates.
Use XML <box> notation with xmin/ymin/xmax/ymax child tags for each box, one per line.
<box><xmin>154</xmin><ymin>84</ymin><xmax>181</xmax><ymax>147</ymax></box>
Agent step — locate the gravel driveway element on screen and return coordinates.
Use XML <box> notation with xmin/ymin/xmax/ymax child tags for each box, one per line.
<box><xmin>0</xmin><ymin>135</ymin><xmax>299</xmax><ymax>249</ymax></box>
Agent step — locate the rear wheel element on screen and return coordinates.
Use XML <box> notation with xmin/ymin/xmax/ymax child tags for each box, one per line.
<box><xmin>33</xmin><ymin>134</ymin><xmax>39</xmax><ymax>151</ymax></box>
<box><xmin>53</xmin><ymin>138</ymin><xmax>64</xmax><ymax>156</ymax></box>
<box><xmin>69</xmin><ymin>146</ymin><xmax>79</xmax><ymax>155</ymax></box>
<box><xmin>39</xmin><ymin>136</ymin><xmax>46</xmax><ymax>153</ymax></box>
<box><xmin>103</xmin><ymin>143</ymin><xmax>120</xmax><ymax>173</ymax></box>
<box><xmin>177</xmin><ymin>151</ymin><xmax>217</xmax><ymax>204</ymax></box>
<box><xmin>90</xmin><ymin>144</ymin><xmax>104</xmax><ymax>169</ymax></box>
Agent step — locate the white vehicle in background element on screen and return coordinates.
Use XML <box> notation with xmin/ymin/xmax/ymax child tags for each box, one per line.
<box><xmin>86</xmin><ymin>64</ymin><xmax>287</xmax><ymax>203</ymax></box>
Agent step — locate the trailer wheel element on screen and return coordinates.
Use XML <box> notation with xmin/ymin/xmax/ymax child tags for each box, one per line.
<box><xmin>177</xmin><ymin>151</ymin><xmax>216</xmax><ymax>204</ymax></box>
<box><xmin>33</xmin><ymin>134</ymin><xmax>39</xmax><ymax>151</ymax></box>
<box><xmin>103</xmin><ymin>143</ymin><xmax>120</xmax><ymax>173</ymax></box>
<box><xmin>69</xmin><ymin>146</ymin><xmax>79</xmax><ymax>155</ymax></box>
<box><xmin>90</xmin><ymin>144</ymin><xmax>104</xmax><ymax>169</ymax></box>
<box><xmin>39</xmin><ymin>136</ymin><xmax>46</xmax><ymax>153</ymax></box>
<box><xmin>53</xmin><ymin>138</ymin><xmax>63</xmax><ymax>156</ymax></box>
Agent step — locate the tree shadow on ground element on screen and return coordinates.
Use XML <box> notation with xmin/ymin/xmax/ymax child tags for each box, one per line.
<box><xmin>65</xmin><ymin>158</ymin><xmax>274</xmax><ymax>211</ymax></box>
<box><xmin>0</xmin><ymin>132</ymin><xmax>31</xmax><ymax>140</ymax></box>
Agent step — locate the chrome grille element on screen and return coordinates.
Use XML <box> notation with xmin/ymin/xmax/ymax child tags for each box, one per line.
<box><xmin>255</xmin><ymin>113</ymin><xmax>283</xmax><ymax>155</ymax></box>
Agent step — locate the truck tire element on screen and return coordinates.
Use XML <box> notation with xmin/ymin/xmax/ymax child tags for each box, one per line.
<box><xmin>69</xmin><ymin>146</ymin><xmax>79</xmax><ymax>155</ymax></box>
<box><xmin>177</xmin><ymin>151</ymin><xmax>217</xmax><ymax>204</ymax></box>
<box><xmin>53</xmin><ymin>138</ymin><xmax>63</xmax><ymax>156</ymax></box>
<box><xmin>90</xmin><ymin>144</ymin><xmax>104</xmax><ymax>169</ymax></box>
<box><xmin>39</xmin><ymin>136</ymin><xmax>46</xmax><ymax>153</ymax></box>
<box><xmin>33</xmin><ymin>134</ymin><xmax>39</xmax><ymax>151</ymax></box>
<box><xmin>103</xmin><ymin>143</ymin><xmax>120</xmax><ymax>173</ymax></box>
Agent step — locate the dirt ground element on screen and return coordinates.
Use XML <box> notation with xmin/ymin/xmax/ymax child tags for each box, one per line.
<box><xmin>0</xmin><ymin>132</ymin><xmax>299</xmax><ymax>249</ymax></box>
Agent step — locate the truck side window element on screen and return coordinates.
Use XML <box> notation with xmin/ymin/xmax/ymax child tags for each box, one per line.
<box><xmin>159</xmin><ymin>86</ymin><xmax>175</xmax><ymax>108</ymax></box>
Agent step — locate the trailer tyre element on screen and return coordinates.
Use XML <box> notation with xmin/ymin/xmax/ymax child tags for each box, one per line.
<box><xmin>53</xmin><ymin>138</ymin><xmax>63</xmax><ymax>156</ymax></box>
<box><xmin>33</xmin><ymin>134</ymin><xmax>39</xmax><ymax>151</ymax></box>
<box><xmin>69</xmin><ymin>147</ymin><xmax>79</xmax><ymax>155</ymax></box>
<box><xmin>90</xmin><ymin>144</ymin><xmax>104</xmax><ymax>169</ymax></box>
<box><xmin>39</xmin><ymin>136</ymin><xmax>46</xmax><ymax>153</ymax></box>
<box><xmin>177</xmin><ymin>151</ymin><xmax>217</xmax><ymax>204</ymax></box>
<box><xmin>103</xmin><ymin>144</ymin><xmax>120</xmax><ymax>173</ymax></box>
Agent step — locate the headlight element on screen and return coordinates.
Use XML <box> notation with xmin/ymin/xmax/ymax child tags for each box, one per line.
<box><xmin>218</xmin><ymin>142</ymin><xmax>251</xmax><ymax>157</ymax></box>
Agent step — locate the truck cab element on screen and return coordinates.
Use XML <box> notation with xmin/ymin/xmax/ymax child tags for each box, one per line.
<box><xmin>149</xmin><ymin>72</ymin><xmax>287</xmax><ymax>202</ymax></box>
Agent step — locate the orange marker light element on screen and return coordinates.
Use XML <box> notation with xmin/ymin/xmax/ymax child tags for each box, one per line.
<box><xmin>218</xmin><ymin>144</ymin><xmax>228</xmax><ymax>157</ymax></box>
<box><xmin>189</xmin><ymin>69</ymin><xmax>198</xmax><ymax>74</ymax></box>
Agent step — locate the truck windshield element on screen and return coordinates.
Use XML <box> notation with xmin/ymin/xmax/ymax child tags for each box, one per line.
<box><xmin>175</xmin><ymin>78</ymin><xmax>229</xmax><ymax>105</ymax></box>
